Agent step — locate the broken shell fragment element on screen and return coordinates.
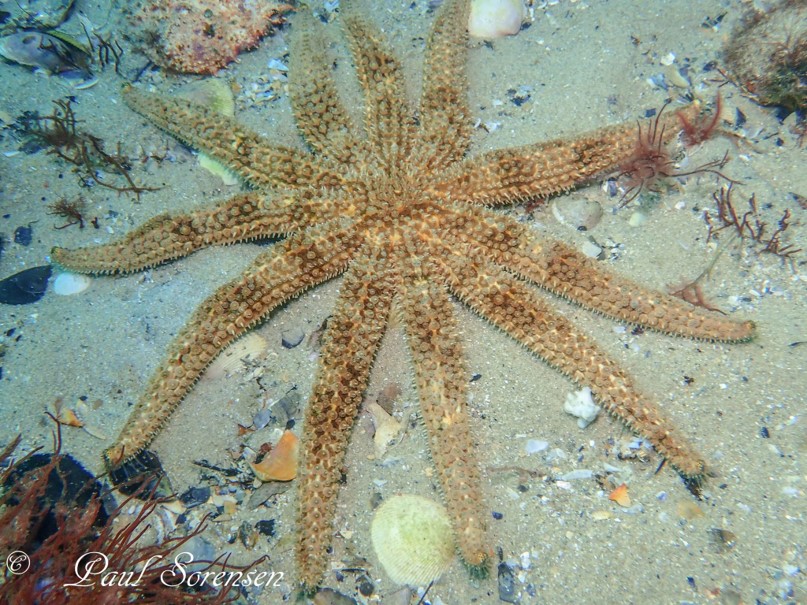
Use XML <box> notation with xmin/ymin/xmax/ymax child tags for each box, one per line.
<box><xmin>368</xmin><ymin>402</ymin><xmax>402</xmax><ymax>458</ymax></box>
<box><xmin>371</xmin><ymin>494</ymin><xmax>456</xmax><ymax>587</ymax></box>
<box><xmin>250</xmin><ymin>430</ymin><xmax>299</xmax><ymax>482</ymax></box>
<box><xmin>609</xmin><ymin>483</ymin><xmax>631</xmax><ymax>507</ymax></box>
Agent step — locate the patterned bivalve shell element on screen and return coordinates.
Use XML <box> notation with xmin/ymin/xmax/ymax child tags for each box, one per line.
<box><xmin>370</xmin><ymin>494</ymin><xmax>456</xmax><ymax>587</ymax></box>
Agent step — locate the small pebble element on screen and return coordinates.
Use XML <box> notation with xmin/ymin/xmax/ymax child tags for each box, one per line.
<box><xmin>628</xmin><ymin>211</ymin><xmax>647</xmax><ymax>227</ymax></box>
<box><xmin>253</xmin><ymin>408</ymin><xmax>273</xmax><ymax>429</ymax></box>
<box><xmin>580</xmin><ymin>240</ymin><xmax>603</xmax><ymax>259</ymax></box>
<box><xmin>525</xmin><ymin>439</ymin><xmax>549</xmax><ymax>454</ymax></box>
<box><xmin>358</xmin><ymin>579</ymin><xmax>374</xmax><ymax>597</ymax></box>
<box><xmin>179</xmin><ymin>486</ymin><xmax>211</xmax><ymax>508</ymax></box>
<box><xmin>559</xmin><ymin>469</ymin><xmax>593</xmax><ymax>481</ymax></box>
<box><xmin>492</xmin><ymin>511</ymin><xmax>503</xmax><ymax>520</ymax></box>
<box><xmin>497</xmin><ymin>561</ymin><xmax>517</xmax><ymax>603</ymax></box>
<box><xmin>281</xmin><ymin>327</ymin><xmax>305</xmax><ymax>349</ymax></box>
<box><xmin>13</xmin><ymin>225</ymin><xmax>32</xmax><ymax>246</ymax></box>
<box><xmin>564</xmin><ymin>387</ymin><xmax>600</xmax><ymax>428</ymax></box>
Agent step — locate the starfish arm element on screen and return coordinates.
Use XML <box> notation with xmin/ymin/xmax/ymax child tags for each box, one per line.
<box><xmin>297</xmin><ymin>254</ymin><xmax>395</xmax><ymax>591</ymax></box>
<box><xmin>342</xmin><ymin>12</ymin><xmax>415</xmax><ymax>162</ymax></box>
<box><xmin>417</xmin><ymin>0</ymin><xmax>472</xmax><ymax>171</ymax></box>
<box><xmin>431</xmin><ymin>111</ymin><xmax>684</xmax><ymax>206</ymax></box>
<box><xmin>512</xmin><ymin>239</ymin><xmax>756</xmax><ymax>342</ymax></box>
<box><xmin>121</xmin><ymin>86</ymin><xmax>344</xmax><ymax>190</ymax></box>
<box><xmin>399</xmin><ymin>259</ymin><xmax>489</xmax><ymax>571</ymax></box>
<box><xmin>436</xmin><ymin>248</ymin><xmax>706</xmax><ymax>478</ymax></box>
<box><xmin>436</xmin><ymin>206</ymin><xmax>755</xmax><ymax>341</ymax></box>
<box><xmin>104</xmin><ymin>227</ymin><xmax>356</xmax><ymax>468</ymax></box>
<box><xmin>289</xmin><ymin>12</ymin><xmax>369</xmax><ymax>164</ymax></box>
<box><xmin>51</xmin><ymin>193</ymin><xmax>301</xmax><ymax>274</ymax></box>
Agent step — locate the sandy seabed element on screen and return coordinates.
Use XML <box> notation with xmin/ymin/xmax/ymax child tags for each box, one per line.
<box><xmin>0</xmin><ymin>1</ymin><xmax>804</xmax><ymax>604</ymax></box>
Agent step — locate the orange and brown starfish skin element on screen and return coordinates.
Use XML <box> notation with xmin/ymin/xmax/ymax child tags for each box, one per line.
<box><xmin>51</xmin><ymin>0</ymin><xmax>754</xmax><ymax>591</ymax></box>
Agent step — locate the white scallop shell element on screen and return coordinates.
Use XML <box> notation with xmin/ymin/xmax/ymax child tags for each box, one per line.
<box><xmin>371</xmin><ymin>494</ymin><xmax>456</xmax><ymax>587</ymax></box>
<box><xmin>52</xmin><ymin>272</ymin><xmax>91</xmax><ymax>296</ymax></box>
<box><xmin>206</xmin><ymin>333</ymin><xmax>268</xmax><ymax>379</ymax></box>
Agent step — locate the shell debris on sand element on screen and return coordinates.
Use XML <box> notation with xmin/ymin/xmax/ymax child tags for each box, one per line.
<box><xmin>125</xmin><ymin>0</ymin><xmax>292</xmax><ymax>74</ymax></box>
<box><xmin>371</xmin><ymin>494</ymin><xmax>456</xmax><ymax>587</ymax></box>
<box><xmin>250</xmin><ymin>429</ymin><xmax>300</xmax><ymax>482</ymax></box>
<box><xmin>205</xmin><ymin>332</ymin><xmax>268</xmax><ymax>380</ymax></box>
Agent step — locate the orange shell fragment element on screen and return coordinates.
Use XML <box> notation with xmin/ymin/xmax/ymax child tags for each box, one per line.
<box><xmin>609</xmin><ymin>483</ymin><xmax>631</xmax><ymax>507</ymax></box>
<box><xmin>58</xmin><ymin>408</ymin><xmax>84</xmax><ymax>428</ymax></box>
<box><xmin>250</xmin><ymin>430</ymin><xmax>299</xmax><ymax>482</ymax></box>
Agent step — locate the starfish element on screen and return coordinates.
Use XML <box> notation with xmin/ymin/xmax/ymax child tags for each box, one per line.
<box><xmin>51</xmin><ymin>0</ymin><xmax>754</xmax><ymax>592</ymax></box>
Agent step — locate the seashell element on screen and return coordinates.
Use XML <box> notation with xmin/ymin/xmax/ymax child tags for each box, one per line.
<box><xmin>551</xmin><ymin>197</ymin><xmax>603</xmax><ymax>231</ymax></box>
<box><xmin>250</xmin><ymin>430</ymin><xmax>299</xmax><ymax>482</ymax></box>
<box><xmin>5</xmin><ymin>0</ymin><xmax>76</xmax><ymax>29</ymax></box>
<box><xmin>206</xmin><ymin>333</ymin><xmax>268</xmax><ymax>379</ymax></box>
<box><xmin>609</xmin><ymin>483</ymin><xmax>631</xmax><ymax>507</ymax></box>
<box><xmin>0</xmin><ymin>31</ymin><xmax>92</xmax><ymax>81</ymax></box>
<box><xmin>370</xmin><ymin>494</ymin><xmax>456</xmax><ymax>587</ymax></box>
<box><xmin>367</xmin><ymin>402</ymin><xmax>402</xmax><ymax>458</ymax></box>
<box><xmin>676</xmin><ymin>500</ymin><xmax>704</xmax><ymax>520</ymax></box>
<box><xmin>180</xmin><ymin>79</ymin><xmax>236</xmax><ymax>116</ymax></box>
<box><xmin>57</xmin><ymin>407</ymin><xmax>84</xmax><ymax>427</ymax></box>
<box><xmin>52</xmin><ymin>272</ymin><xmax>91</xmax><ymax>296</ymax></box>
<box><xmin>468</xmin><ymin>0</ymin><xmax>527</xmax><ymax>40</ymax></box>
<box><xmin>0</xmin><ymin>265</ymin><xmax>51</xmax><ymax>305</ymax></box>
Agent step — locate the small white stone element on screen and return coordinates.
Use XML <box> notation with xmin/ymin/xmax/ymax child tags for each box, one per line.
<box><xmin>52</xmin><ymin>272</ymin><xmax>92</xmax><ymax>296</ymax></box>
<box><xmin>628</xmin><ymin>211</ymin><xmax>646</xmax><ymax>227</ymax></box>
<box><xmin>660</xmin><ymin>52</ymin><xmax>676</xmax><ymax>66</ymax></box>
<box><xmin>525</xmin><ymin>439</ymin><xmax>549</xmax><ymax>454</ymax></box>
<box><xmin>564</xmin><ymin>387</ymin><xmax>600</xmax><ymax>428</ymax></box>
<box><xmin>580</xmin><ymin>240</ymin><xmax>603</xmax><ymax>259</ymax></box>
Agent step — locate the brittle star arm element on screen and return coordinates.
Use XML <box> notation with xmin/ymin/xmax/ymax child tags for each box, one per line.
<box><xmin>438</xmin><ymin>206</ymin><xmax>755</xmax><ymax>342</ymax></box>
<box><xmin>430</xmin><ymin>109</ymin><xmax>694</xmax><ymax>206</ymax></box>
<box><xmin>121</xmin><ymin>85</ymin><xmax>346</xmax><ymax>191</ymax></box>
<box><xmin>435</xmin><ymin>244</ymin><xmax>707</xmax><ymax>478</ymax></box>
<box><xmin>398</xmin><ymin>255</ymin><xmax>489</xmax><ymax>572</ymax></box>
<box><xmin>296</xmin><ymin>252</ymin><xmax>395</xmax><ymax>592</ymax></box>
<box><xmin>103</xmin><ymin>225</ymin><xmax>356</xmax><ymax>468</ymax></box>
